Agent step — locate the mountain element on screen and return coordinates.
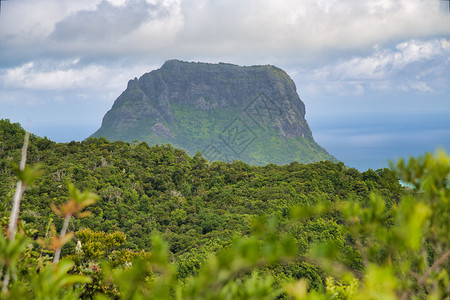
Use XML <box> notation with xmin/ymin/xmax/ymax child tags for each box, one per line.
<box><xmin>92</xmin><ymin>60</ymin><xmax>336</xmax><ymax>165</ymax></box>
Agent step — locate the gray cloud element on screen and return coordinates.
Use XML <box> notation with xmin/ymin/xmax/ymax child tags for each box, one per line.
<box><xmin>175</xmin><ymin>0</ymin><xmax>450</xmax><ymax>63</ymax></box>
<box><xmin>51</xmin><ymin>1</ymin><xmax>154</xmax><ymax>42</ymax></box>
<box><xmin>2</xmin><ymin>0</ymin><xmax>450</xmax><ymax>65</ymax></box>
<box><xmin>46</xmin><ymin>0</ymin><xmax>183</xmax><ymax>58</ymax></box>
<box><xmin>0</xmin><ymin>0</ymin><xmax>183</xmax><ymax>64</ymax></box>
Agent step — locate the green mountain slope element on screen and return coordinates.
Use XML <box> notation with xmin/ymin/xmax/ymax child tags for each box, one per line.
<box><xmin>92</xmin><ymin>60</ymin><xmax>336</xmax><ymax>165</ymax></box>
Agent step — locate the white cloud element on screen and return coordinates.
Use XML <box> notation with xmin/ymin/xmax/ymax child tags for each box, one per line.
<box><xmin>409</xmin><ymin>81</ymin><xmax>433</xmax><ymax>93</ymax></box>
<box><xmin>331</xmin><ymin>39</ymin><xmax>448</xmax><ymax>80</ymax></box>
<box><xmin>441</xmin><ymin>38</ymin><xmax>450</xmax><ymax>51</ymax></box>
<box><xmin>300</xmin><ymin>38</ymin><xmax>450</xmax><ymax>94</ymax></box>
<box><xmin>2</xmin><ymin>61</ymin><xmax>106</xmax><ymax>90</ymax></box>
<box><xmin>0</xmin><ymin>59</ymin><xmax>155</xmax><ymax>91</ymax></box>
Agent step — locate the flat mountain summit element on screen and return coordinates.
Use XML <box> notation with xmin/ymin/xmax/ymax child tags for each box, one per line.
<box><xmin>92</xmin><ymin>60</ymin><xmax>336</xmax><ymax>165</ymax></box>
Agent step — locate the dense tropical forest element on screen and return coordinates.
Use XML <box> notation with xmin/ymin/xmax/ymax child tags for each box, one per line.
<box><xmin>0</xmin><ymin>119</ymin><xmax>448</xmax><ymax>299</ymax></box>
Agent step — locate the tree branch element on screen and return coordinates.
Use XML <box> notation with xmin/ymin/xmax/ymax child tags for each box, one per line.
<box><xmin>53</xmin><ymin>214</ymin><xmax>72</xmax><ymax>264</ymax></box>
<box><xmin>8</xmin><ymin>131</ymin><xmax>29</xmax><ymax>240</ymax></box>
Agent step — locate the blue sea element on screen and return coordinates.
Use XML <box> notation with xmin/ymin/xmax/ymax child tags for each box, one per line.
<box><xmin>30</xmin><ymin>111</ymin><xmax>449</xmax><ymax>172</ymax></box>
<box><xmin>308</xmin><ymin>112</ymin><xmax>450</xmax><ymax>171</ymax></box>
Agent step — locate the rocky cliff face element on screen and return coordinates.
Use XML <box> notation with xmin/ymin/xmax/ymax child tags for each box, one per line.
<box><xmin>92</xmin><ymin>60</ymin><xmax>335</xmax><ymax>165</ymax></box>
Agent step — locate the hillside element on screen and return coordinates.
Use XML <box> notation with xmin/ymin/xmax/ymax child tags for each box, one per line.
<box><xmin>91</xmin><ymin>60</ymin><xmax>336</xmax><ymax>165</ymax></box>
<box><xmin>1</xmin><ymin>119</ymin><xmax>449</xmax><ymax>299</ymax></box>
<box><xmin>0</xmin><ymin>119</ymin><xmax>401</xmax><ymax>280</ymax></box>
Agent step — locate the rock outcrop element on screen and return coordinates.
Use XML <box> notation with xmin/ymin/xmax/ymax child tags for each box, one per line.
<box><xmin>92</xmin><ymin>60</ymin><xmax>336</xmax><ymax>165</ymax></box>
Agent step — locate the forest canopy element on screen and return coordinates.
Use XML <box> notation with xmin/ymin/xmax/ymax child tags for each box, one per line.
<box><xmin>0</xmin><ymin>119</ymin><xmax>448</xmax><ymax>299</ymax></box>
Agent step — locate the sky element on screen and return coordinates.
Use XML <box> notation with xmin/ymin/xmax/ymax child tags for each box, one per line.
<box><xmin>1</xmin><ymin>0</ymin><xmax>449</xmax><ymax>170</ymax></box>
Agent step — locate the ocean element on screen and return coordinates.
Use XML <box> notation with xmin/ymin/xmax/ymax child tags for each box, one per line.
<box><xmin>29</xmin><ymin>111</ymin><xmax>449</xmax><ymax>172</ymax></box>
<box><xmin>308</xmin><ymin>112</ymin><xmax>450</xmax><ymax>171</ymax></box>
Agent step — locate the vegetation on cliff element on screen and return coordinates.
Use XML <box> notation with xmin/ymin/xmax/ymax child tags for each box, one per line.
<box><xmin>92</xmin><ymin>60</ymin><xmax>335</xmax><ymax>165</ymax></box>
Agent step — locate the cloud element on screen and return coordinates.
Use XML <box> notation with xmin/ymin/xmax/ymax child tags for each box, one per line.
<box><xmin>2</xmin><ymin>60</ymin><xmax>107</xmax><ymax>90</ymax></box>
<box><xmin>300</xmin><ymin>39</ymin><xmax>450</xmax><ymax>95</ymax></box>
<box><xmin>48</xmin><ymin>0</ymin><xmax>184</xmax><ymax>57</ymax></box>
<box><xmin>176</xmin><ymin>0</ymin><xmax>450</xmax><ymax>61</ymax></box>
<box><xmin>2</xmin><ymin>35</ymin><xmax>448</xmax><ymax>103</ymax></box>
<box><xmin>1</xmin><ymin>0</ymin><xmax>450</xmax><ymax>65</ymax></box>
<box><xmin>0</xmin><ymin>59</ymin><xmax>156</xmax><ymax>91</ymax></box>
<box><xmin>0</xmin><ymin>0</ymin><xmax>183</xmax><ymax>64</ymax></box>
<box><xmin>51</xmin><ymin>1</ymin><xmax>152</xmax><ymax>42</ymax></box>
<box><xmin>0</xmin><ymin>0</ymin><xmax>102</xmax><ymax>41</ymax></box>
<box><xmin>409</xmin><ymin>81</ymin><xmax>433</xmax><ymax>93</ymax></box>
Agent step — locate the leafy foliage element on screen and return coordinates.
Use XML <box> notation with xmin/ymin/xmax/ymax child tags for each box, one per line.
<box><xmin>0</xmin><ymin>119</ymin><xmax>448</xmax><ymax>299</ymax></box>
<box><xmin>0</xmin><ymin>119</ymin><xmax>401</xmax><ymax>264</ymax></box>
